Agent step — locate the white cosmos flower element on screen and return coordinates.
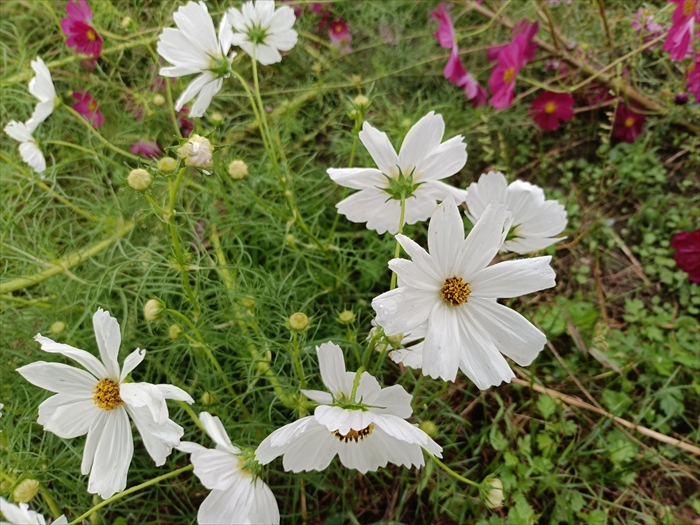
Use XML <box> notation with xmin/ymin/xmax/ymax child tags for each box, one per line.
<box><xmin>255</xmin><ymin>342</ymin><xmax>442</xmax><ymax>473</ymax></box>
<box><xmin>4</xmin><ymin>121</ymin><xmax>46</xmax><ymax>173</ymax></box>
<box><xmin>465</xmin><ymin>171</ymin><xmax>567</xmax><ymax>254</ymax></box>
<box><xmin>368</xmin><ymin>319</ymin><xmax>426</xmax><ymax>369</ymax></box>
<box><xmin>178</xmin><ymin>412</ymin><xmax>280</xmax><ymax>525</ymax></box>
<box><xmin>27</xmin><ymin>57</ymin><xmax>57</xmax><ymax>130</ymax></box>
<box><xmin>0</xmin><ymin>498</ymin><xmax>67</xmax><ymax>525</ymax></box>
<box><xmin>16</xmin><ymin>308</ymin><xmax>194</xmax><ymax>499</ymax></box>
<box><xmin>327</xmin><ymin>111</ymin><xmax>468</xmax><ymax>235</ymax></box>
<box><xmin>226</xmin><ymin>0</ymin><xmax>298</xmax><ymax>66</ymax></box>
<box><xmin>157</xmin><ymin>1</ymin><xmax>235</xmax><ymax>118</ymax></box>
<box><xmin>372</xmin><ymin>196</ymin><xmax>556</xmax><ymax>388</ymax></box>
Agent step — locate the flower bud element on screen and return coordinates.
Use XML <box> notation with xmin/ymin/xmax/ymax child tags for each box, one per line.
<box><xmin>143</xmin><ymin>299</ymin><xmax>164</xmax><ymax>321</ymax></box>
<box><xmin>200</xmin><ymin>391</ymin><xmax>217</xmax><ymax>405</ymax></box>
<box><xmin>13</xmin><ymin>479</ymin><xmax>40</xmax><ymax>503</ymax></box>
<box><xmin>338</xmin><ymin>310</ymin><xmax>355</xmax><ymax>324</ymax></box>
<box><xmin>288</xmin><ymin>312</ymin><xmax>309</xmax><ymax>332</ymax></box>
<box><xmin>121</xmin><ymin>16</ymin><xmax>131</xmax><ymax>28</ymax></box>
<box><xmin>177</xmin><ymin>134</ymin><xmax>213</xmax><ymax>169</ymax></box>
<box><xmin>50</xmin><ymin>321</ymin><xmax>66</xmax><ymax>334</ymax></box>
<box><xmin>127</xmin><ymin>168</ymin><xmax>152</xmax><ymax>192</ymax></box>
<box><xmin>153</xmin><ymin>94</ymin><xmax>166</xmax><ymax>106</ymax></box>
<box><xmin>674</xmin><ymin>92</ymin><xmax>689</xmax><ymax>105</ymax></box>
<box><xmin>228</xmin><ymin>160</ymin><xmax>248</xmax><ymax>180</ymax></box>
<box><xmin>419</xmin><ymin>420</ymin><xmax>437</xmax><ymax>437</ymax></box>
<box><xmin>240</xmin><ymin>297</ymin><xmax>256</xmax><ymax>310</ymax></box>
<box><xmin>387</xmin><ymin>333</ymin><xmax>404</xmax><ymax>349</ymax></box>
<box><xmin>157</xmin><ymin>156</ymin><xmax>178</xmax><ymax>173</ymax></box>
<box><xmin>483</xmin><ymin>478</ymin><xmax>504</xmax><ymax>509</ymax></box>
<box><xmin>210</xmin><ymin>112</ymin><xmax>223</xmax><ymax>125</ymax></box>
<box><xmin>311</xmin><ymin>63</ymin><xmax>322</xmax><ymax>74</ymax></box>
<box><xmin>353</xmin><ymin>94</ymin><xmax>370</xmax><ymax>109</ymax></box>
<box><xmin>285</xmin><ymin>233</ymin><xmax>296</xmax><ymax>246</ymax></box>
<box><xmin>168</xmin><ymin>324</ymin><xmax>182</xmax><ymax>340</ymax></box>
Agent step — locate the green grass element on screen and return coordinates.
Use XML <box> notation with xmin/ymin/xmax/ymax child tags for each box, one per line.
<box><xmin>1</xmin><ymin>0</ymin><xmax>699</xmax><ymax>524</ymax></box>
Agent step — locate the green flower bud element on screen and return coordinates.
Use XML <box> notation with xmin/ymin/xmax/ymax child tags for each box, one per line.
<box><xmin>143</xmin><ymin>298</ymin><xmax>164</xmax><ymax>321</ymax></box>
<box><xmin>157</xmin><ymin>156</ymin><xmax>178</xmax><ymax>173</ymax></box>
<box><xmin>153</xmin><ymin>94</ymin><xmax>166</xmax><ymax>106</ymax></box>
<box><xmin>289</xmin><ymin>312</ymin><xmax>309</xmax><ymax>332</ymax></box>
<box><xmin>353</xmin><ymin>94</ymin><xmax>370</xmax><ymax>109</ymax></box>
<box><xmin>168</xmin><ymin>324</ymin><xmax>182</xmax><ymax>340</ymax></box>
<box><xmin>200</xmin><ymin>391</ymin><xmax>217</xmax><ymax>405</ymax></box>
<box><xmin>483</xmin><ymin>478</ymin><xmax>504</xmax><ymax>509</ymax></box>
<box><xmin>419</xmin><ymin>420</ymin><xmax>437</xmax><ymax>437</ymax></box>
<box><xmin>210</xmin><ymin>112</ymin><xmax>223</xmax><ymax>125</ymax></box>
<box><xmin>13</xmin><ymin>479</ymin><xmax>40</xmax><ymax>503</ymax></box>
<box><xmin>387</xmin><ymin>333</ymin><xmax>404</xmax><ymax>349</ymax></box>
<box><xmin>50</xmin><ymin>321</ymin><xmax>66</xmax><ymax>334</ymax></box>
<box><xmin>121</xmin><ymin>16</ymin><xmax>131</xmax><ymax>28</ymax></box>
<box><xmin>338</xmin><ymin>310</ymin><xmax>355</xmax><ymax>324</ymax></box>
<box><xmin>228</xmin><ymin>160</ymin><xmax>248</xmax><ymax>180</ymax></box>
<box><xmin>127</xmin><ymin>168</ymin><xmax>153</xmax><ymax>192</ymax></box>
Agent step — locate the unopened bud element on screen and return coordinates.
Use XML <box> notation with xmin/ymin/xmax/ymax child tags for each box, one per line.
<box><xmin>121</xmin><ymin>16</ymin><xmax>131</xmax><ymax>28</ymax></box>
<box><xmin>289</xmin><ymin>312</ymin><xmax>309</xmax><ymax>332</ymax></box>
<box><xmin>50</xmin><ymin>321</ymin><xmax>66</xmax><ymax>334</ymax></box>
<box><xmin>127</xmin><ymin>168</ymin><xmax>152</xmax><ymax>192</ymax></box>
<box><xmin>210</xmin><ymin>112</ymin><xmax>223</xmax><ymax>125</ymax></box>
<box><xmin>157</xmin><ymin>156</ymin><xmax>178</xmax><ymax>173</ymax></box>
<box><xmin>401</xmin><ymin>118</ymin><xmax>412</xmax><ymax>128</ymax></box>
<box><xmin>228</xmin><ymin>160</ymin><xmax>248</xmax><ymax>180</ymax></box>
<box><xmin>200</xmin><ymin>391</ymin><xmax>216</xmax><ymax>405</ymax></box>
<box><xmin>285</xmin><ymin>233</ymin><xmax>296</xmax><ymax>246</ymax></box>
<box><xmin>419</xmin><ymin>420</ymin><xmax>437</xmax><ymax>437</ymax></box>
<box><xmin>353</xmin><ymin>94</ymin><xmax>370</xmax><ymax>109</ymax></box>
<box><xmin>338</xmin><ymin>310</ymin><xmax>355</xmax><ymax>324</ymax></box>
<box><xmin>13</xmin><ymin>479</ymin><xmax>40</xmax><ymax>503</ymax></box>
<box><xmin>177</xmin><ymin>134</ymin><xmax>213</xmax><ymax>169</ymax></box>
<box><xmin>168</xmin><ymin>324</ymin><xmax>182</xmax><ymax>340</ymax></box>
<box><xmin>483</xmin><ymin>478</ymin><xmax>504</xmax><ymax>509</ymax></box>
<box><xmin>153</xmin><ymin>94</ymin><xmax>166</xmax><ymax>106</ymax></box>
<box><xmin>240</xmin><ymin>297</ymin><xmax>256</xmax><ymax>310</ymax></box>
<box><xmin>387</xmin><ymin>333</ymin><xmax>404</xmax><ymax>349</ymax></box>
<box><xmin>311</xmin><ymin>63</ymin><xmax>322</xmax><ymax>74</ymax></box>
<box><xmin>143</xmin><ymin>299</ymin><xmax>164</xmax><ymax>321</ymax></box>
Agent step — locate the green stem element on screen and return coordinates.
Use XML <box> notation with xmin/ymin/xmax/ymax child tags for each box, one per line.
<box><xmin>389</xmin><ymin>196</ymin><xmax>407</xmax><ymax>290</ymax></box>
<box><xmin>430</xmin><ymin>456</ymin><xmax>480</xmax><ymax>488</ymax></box>
<box><xmin>67</xmin><ymin>465</ymin><xmax>194</xmax><ymax>525</ymax></box>
<box><xmin>43</xmin><ymin>140</ymin><xmax>124</xmax><ymax>169</ymax></box>
<box><xmin>362</xmin><ymin>327</ymin><xmax>383</xmax><ymax>370</ymax></box>
<box><xmin>350</xmin><ymin>366</ymin><xmax>366</xmax><ymax>402</ymax></box>
<box><xmin>167</xmin><ymin>168</ymin><xmax>200</xmax><ymax>317</ymax></box>
<box><xmin>291</xmin><ymin>331</ymin><xmax>307</xmax><ymax>388</ymax></box>
<box><xmin>63</xmin><ymin>105</ymin><xmax>141</xmax><ymax>161</ymax></box>
<box><xmin>144</xmin><ymin>193</ymin><xmax>168</xmax><ymax>216</ymax></box>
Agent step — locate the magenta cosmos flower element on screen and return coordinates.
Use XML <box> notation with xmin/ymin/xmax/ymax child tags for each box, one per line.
<box><xmin>529</xmin><ymin>91</ymin><xmax>574</xmax><ymax>131</ymax></box>
<box><xmin>612</xmin><ymin>104</ymin><xmax>645</xmax><ymax>143</ymax></box>
<box><xmin>671</xmin><ymin>229</ymin><xmax>700</xmax><ymax>283</ymax></box>
<box><xmin>61</xmin><ymin>0</ymin><xmax>103</xmax><ymax>58</ymax></box>
<box><xmin>488</xmin><ymin>21</ymin><xmax>538</xmax><ymax>109</ymax></box>
<box><xmin>663</xmin><ymin>0</ymin><xmax>699</xmax><ymax>61</ymax></box>
<box><xmin>487</xmin><ymin>19</ymin><xmax>538</xmax><ymax>62</ymax></box>
<box><xmin>687</xmin><ymin>56</ymin><xmax>700</xmax><ymax>102</ymax></box>
<box><xmin>329</xmin><ymin>19</ymin><xmax>352</xmax><ymax>53</ymax></box>
<box><xmin>72</xmin><ymin>91</ymin><xmax>104</xmax><ymax>128</ymax></box>
<box><xmin>130</xmin><ymin>140</ymin><xmax>161</xmax><ymax>159</ymax></box>
<box><xmin>432</xmin><ymin>4</ymin><xmax>486</xmax><ymax>106</ymax></box>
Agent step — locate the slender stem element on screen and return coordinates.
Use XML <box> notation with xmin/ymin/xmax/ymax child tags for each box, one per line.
<box><xmin>43</xmin><ymin>140</ymin><xmax>125</xmax><ymax>169</ymax></box>
<box><xmin>596</xmin><ymin>0</ymin><xmax>614</xmax><ymax>48</ymax></box>
<box><xmin>431</xmin><ymin>456</ymin><xmax>480</xmax><ymax>488</ymax></box>
<box><xmin>67</xmin><ymin>465</ymin><xmax>194</xmax><ymax>525</ymax></box>
<box><xmin>362</xmin><ymin>327</ymin><xmax>384</xmax><ymax>370</ymax></box>
<box><xmin>539</xmin><ymin>1</ymin><xmax>561</xmax><ymax>51</ymax></box>
<box><xmin>63</xmin><ymin>105</ymin><xmax>141</xmax><ymax>161</ymax></box>
<box><xmin>167</xmin><ymin>168</ymin><xmax>200</xmax><ymax>317</ymax></box>
<box><xmin>389</xmin><ymin>196</ymin><xmax>407</xmax><ymax>290</ymax></box>
<box><xmin>291</xmin><ymin>331</ymin><xmax>307</xmax><ymax>388</ymax></box>
<box><xmin>144</xmin><ymin>193</ymin><xmax>168</xmax><ymax>216</ymax></box>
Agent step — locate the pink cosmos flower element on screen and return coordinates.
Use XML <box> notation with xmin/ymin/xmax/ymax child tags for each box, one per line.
<box><xmin>631</xmin><ymin>7</ymin><xmax>663</xmax><ymax>34</ymax></box>
<box><xmin>432</xmin><ymin>4</ymin><xmax>487</xmax><ymax>106</ymax></box>
<box><xmin>311</xmin><ymin>3</ymin><xmax>331</xmax><ymax>31</ymax></box>
<box><xmin>329</xmin><ymin>19</ymin><xmax>352</xmax><ymax>53</ymax></box>
<box><xmin>61</xmin><ymin>0</ymin><xmax>103</xmax><ymax>58</ymax></box>
<box><xmin>487</xmin><ymin>20</ymin><xmax>538</xmax><ymax>62</ymax></box>
<box><xmin>130</xmin><ymin>140</ymin><xmax>161</xmax><ymax>159</ymax></box>
<box><xmin>663</xmin><ymin>0</ymin><xmax>699</xmax><ymax>61</ymax></box>
<box><xmin>72</xmin><ymin>90</ymin><xmax>104</xmax><ymax>128</ymax></box>
<box><xmin>612</xmin><ymin>104</ymin><xmax>645</xmax><ymax>143</ymax></box>
<box><xmin>529</xmin><ymin>91</ymin><xmax>575</xmax><ymax>131</ymax></box>
<box><xmin>671</xmin><ymin>229</ymin><xmax>700</xmax><ymax>283</ymax></box>
<box><xmin>687</xmin><ymin>55</ymin><xmax>700</xmax><ymax>101</ymax></box>
<box><xmin>488</xmin><ymin>42</ymin><xmax>526</xmax><ymax>110</ymax></box>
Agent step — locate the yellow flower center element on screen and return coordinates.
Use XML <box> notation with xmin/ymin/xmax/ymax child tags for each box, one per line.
<box><xmin>333</xmin><ymin>423</ymin><xmax>374</xmax><ymax>443</ymax></box>
<box><xmin>624</xmin><ymin>117</ymin><xmax>635</xmax><ymax>128</ymax></box>
<box><xmin>88</xmin><ymin>100</ymin><xmax>97</xmax><ymax>112</ymax></box>
<box><xmin>87</xmin><ymin>29</ymin><xmax>96</xmax><ymax>42</ymax></box>
<box><xmin>503</xmin><ymin>67</ymin><xmax>514</xmax><ymax>84</ymax></box>
<box><xmin>683</xmin><ymin>0</ymin><xmax>694</xmax><ymax>17</ymax></box>
<box><xmin>92</xmin><ymin>378</ymin><xmax>123</xmax><ymax>410</ymax></box>
<box><xmin>544</xmin><ymin>102</ymin><xmax>557</xmax><ymax>114</ymax></box>
<box><xmin>441</xmin><ymin>276</ymin><xmax>471</xmax><ymax>306</ymax></box>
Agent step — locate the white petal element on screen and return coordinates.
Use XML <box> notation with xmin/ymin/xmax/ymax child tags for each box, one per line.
<box><xmin>27</xmin><ymin>100</ymin><xmax>54</xmax><ymax>130</ymax></box>
<box><xmin>16</xmin><ymin>361</ymin><xmax>96</xmax><ymax>395</ymax></box>
<box><xmin>416</xmin><ymin>135</ymin><xmax>468</xmax><ymax>182</ymax></box>
<box><xmin>516</xmin><ymin>199</ymin><xmax>567</xmax><ymax>238</ymax></box>
<box><xmin>174</xmin><ymin>73</ymin><xmax>210</xmax><ymax>112</ymax></box>
<box><xmin>402</xmin><ymin>191</ymin><xmax>444</xmax><ymax>227</ymax></box>
<box><xmin>156</xmin><ymin>28</ymin><xmax>208</xmax><ymax>71</ymax></box>
<box><xmin>218</xmin><ymin>12</ymin><xmax>233</xmax><ymax>54</ymax></box>
<box><xmin>127</xmin><ymin>403</ymin><xmax>183</xmax><ymax>466</ymax></box>
<box><xmin>33</xmin><ymin>334</ymin><xmax>107</xmax><ymax>379</ymax></box>
<box><xmin>421</xmin><ymin>302</ymin><xmax>461</xmax><ymax>381</ymax></box>
<box><xmin>315</xmin><ymin>405</ymin><xmax>374</xmax><ymax>435</ymax></box>
<box><xmin>301</xmin><ymin>389</ymin><xmax>333</xmax><ymax>405</ymax></box>
<box><xmin>37</xmin><ymin>393</ymin><xmax>85</xmax><ymax>426</ymax></box>
<box><xmin>427</xmin><ymin>196</ymin><xmax>465</xmax><ymax>277</ymax></box>
<box><xmin>336</xmin><ymin>431</ymin><xmax>390</xmax><ymax>473</ymax></box>
<box><xmin>197</xmin><ymin>478</ymin><xmax>256</xmax><ymax>525</ymax></box>
<box><xmin>504</xmin><ymin>235</ymin><xmax>565</xmax><ymax>254</ymax></box>
<box><xmin>370</xmin><ymin>384</ymin><xmax>413</xmax><ymax>418</ymax></box>
<box><xmin>43</xmin><ymin>397</ymin><xmax>99</xmax><ymax>439</ymax></box>
<box><xmin>190</xmin><ymin>77</ymin><xmax>222</xmax><ymax>117</ymax></box>
<box><xmin>354</xmin><ymin>371</ymin><xmax>382</xmax><ymax>405</ymax></box>
<box><xmin>29</xmin><ymin>57</ymin><xmax>55</xmax><ymax>101</ymax></box>
<box><xmin>19</xmin><ymin>141</ymin><xmax>46</xmax><ymax>173</ymax></box>
<box><xmin>172</xmin><ymin>1</ymin><xmax>219</xmax><ymax>57</ymax></box>
<box><xmin>200</xmin><ymin>412</ymin><xmax>238</xmax><ymax>453</ymax></box>
<box><xmin>388</xmin><ymin>259</ymin><xmax>441</xmax><ymax>291</ymax></box>
<box><xmin>455</xmin><ymin>202</ymin><xmax>512</xmax><ymax>280</ymax></box>
<box><xmin>4</xmin><ymin>120</ymin><xmax>32</xmax><ymax>142</ymax></box>
<box><xmin>468</xmin><ymin>297</ymin><xmax>546</xmax><ymax>366</ymax></box>
<box><xmin>390</xmin><ymin>345</ymin><xmax>424</xmax><ymax>369</ymax></box>
<box><xmin>316</xmin><ymin>342</ymin><xmax>352</xmax><ymax>398</ymax></box>
<box><xmin>0</xmin><ymin>499</ymin><xmax>46</xmax><ymax>525</ymax></box>
<box><xmin>248</xmin><ymin>479</ymin><xmax>281</xmax><ymax>525</ymax></box>
<box><xmin>398</xmin><ymin>111</ymin><xmax>444</xmax><ymax>173</ymax></box>
<box><xmin>372</xmin><ymin>288</ymin><xmax>438</xmax><ymax>336</ymax></box>
<box><xmin>226</xmin><ymin>7</ymin><xmax>246</xmax><ymax>33</ymax></box>
<box><xmin>159</xmin><ymin>64</ymin><xmax>202</xmax><ymax>77</ymax></box>
<box><xmin>119</xmin><ymin>348</ymin><xmax>145</xmax><ymax>381</ymax></box>
<box><xmin>92</xmin><ymin>308</ymin><xmax>121</xmax><ymax>380</ymax></box>
<box><xmin>373</xmin><ymin>426</ymin><xmax>426</xmax><ymax>468</ymax></box>
<box><xmin>87</xmin><ymin>407</ymin><xmax>133</xmax><ymax>499</ymax></box>
<box><xmin>420</xmin><ymin>180</ymin><xmax>468</xmax><ymax>204</ymax></box>
<box><xmin>336</xmin><ymin>187</ymin><xmax>400</xmax><ymax>235</ymax></box>
<box><xmin>157</xmin><ymin>384</ymin><xmax>194</xmax><ymax>404</ymax></box>
<box><xmin>177</xmin><ymin>440</ymin><xmax>206</xmax><ymax>454</ymax></box>
<box><xmin>82</xmin><ymin>410</ymin><xmax>108</xmax><ymax>475</ymax></box>
<box><xmin>266</xmin><ymin>28</ymin><xmax>298</xmax><ymax>52</ymax></box>
<box><xmin>268</xmin><ymin>4</ymin><xmax>296</xmax><ymax>33</ymax></box>
<box><xmin>359</xmin><ymin>121</ymin><xmax>400</xmax><ymax>176</ymax></box>
<box><xmin>464</xmin><ymin>171</ymin><xmax>508</xmax><ymax>223</ymax></box>
<box><xmin>120</xmin><ymin>382</ymin><xmax>167</xmax><ymax>424</ymax></box>
<box><xmin>254</xmin><ymin>43</ymin><xmax>282</xmax><ymax>65</ymax></box>
<box><xmin>327</xmin><ymin>167</ymin><xmax>385</xmax><ymax>190</ymax></box>
<box><xmin>188</xmin><ymin>447</ymin><xmax>242</xmax><ymax>490</ymax></box>
<box><xmin>395</xmin><ymin>234</ymin><xmax>443</xmax><ymax>282</ymax></box>
<box><xmin>470</xmin><ymin>256</ymin><xmax>556</xmax><ymax>298</ymax></box>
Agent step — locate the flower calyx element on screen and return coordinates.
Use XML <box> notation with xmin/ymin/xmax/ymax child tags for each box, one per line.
<box><xmin>381</xmin><ymin>167</ymin><xmax>422</xmax><ymax>202</ymax></box>
<box><xmin>236</xmin><ymin>447</ymin><xmax>264</xmax><ymax>479</ymax></box>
